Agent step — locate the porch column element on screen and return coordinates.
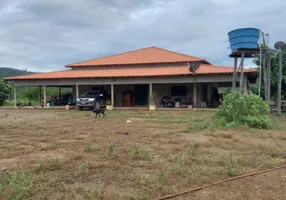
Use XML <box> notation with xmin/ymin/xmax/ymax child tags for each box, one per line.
<box><xmin>72</xmin><ymin>85</ymin><xmax>76</xmax><ymax>103</ymax></box>
<box><xmin>38</xmin><ymin>86</ymin><xmax>42</xmax><ymax>105</ymax></box>
<box><xmin>58</xmin><ymin>86</ymin><xmax>61</xmax><ymax>97</ymax></box>
<box><xmin>25</xmin><ymin>85</ymin><xmax>27</xmax><ymax>104</ymax></box>
<box><xmin>111</xmin><ymin>84</ymin><xmax>114</xmax><ymax>108</ymax></box>
<box><xmin>76</xmin><ymin>84</ymin><xmax>79</xmax><ymax>99</ymax></box>
<box><xmin>43</xmin><ymin>85</ymin><xmax>47</xmax><ymax>108</ymax></box>
<box><xmin>193</xmin><ymin>83</ymin><xmax>197</xmax><ymax>108</ymax></box>
<box><xmin>14</xmin><ymin>84</ymin><xmax>17</xmax><ymax>108</ymax></box>
<box><xmin>149</xmin><ymin>83</ymin><xmax>153</xmax><ymax>110</ymax></box>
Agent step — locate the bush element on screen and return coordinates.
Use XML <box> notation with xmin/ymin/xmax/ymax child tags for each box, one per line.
<box><xmin>244</xmin><ymin>116</ymin><xmax>272</xmax><ymax>129</ymax></box>
<box><xmin>0</xmin><ymin>79</ymin><xmax>12</xmax><ymax>106</ymax></box>
<box><xmin>215</xmin><ymin>92</ymin><xmax>271</xmax><ymax>129</ymax></box>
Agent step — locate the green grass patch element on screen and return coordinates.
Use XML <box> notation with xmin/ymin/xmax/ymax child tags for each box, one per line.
<box><xmin>0</xmin><ymin>169</ymin><xmax>33</xmax><ymax>200</ymax></box>
<box><xmin>222</xmin><ymin>153</ymin><xmax>240</xmax><ymax>177</ymax></box>
<box><xmin>108</xmin><ymin>144</ymin><xmax>115</xmax><ymax>158</ymax></box>
<box><xmin>33</xmin><ymin>158</ymin><xmax>64</xmax><ymax>172</ymax></box>
<box><xmin>131</xmin><ymin>145</ymin><xmax>151</xmax><ymax>160</ymax></box>
<box><xmin>186</xmin><ymin>143</ymin><xmax>199</xmax><ymax>157</ymax></box>
<box><xmin>78</xmin><ymin>164</ymin><xmax>89</xmax><ymax>175</ymax></box>
<box><xmin>84</xmin><ymin>144</ymin><xmax>94</xmax><ymax>153</ymax></box>
<box><xmin>157</xmin><ymin>168</ymin><xmax>166</xmax><ymax>184</ymax></box>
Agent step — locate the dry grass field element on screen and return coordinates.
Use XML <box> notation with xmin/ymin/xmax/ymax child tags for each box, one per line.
<box><xmin>0</xmin><ymin>109</ymin><xmax>286</xmax><ymax>200</ymax></box>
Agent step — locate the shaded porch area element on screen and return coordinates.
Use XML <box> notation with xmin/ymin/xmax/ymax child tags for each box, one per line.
<box><xmin>12</xmin><ymin>82</ymin><xmax>231</xmax><ymax>110</ymax></box>
<box><xmin>111</xmin><ymin>82</ymin><xmax>241</xmax><ymax>109</ymax></box>
<box><xmin>113</xmin><ymin>84</ymin><xmax>150</xmax><ymax>108</ymax></box>
<box><xmin>152</xmin><ymin>83</ymin><xmax>223</xmax><ymax>109</ymax></box>
<box><xmin>11</xmin><ymin>73</ymin><xmax>250</xmax><ymax>110</ymax></box>
<box><xmin>95</xmin><ymin>83</ymin><xmax>223</xmax><ymax>109</ymax></box>
<box><xmin>13</xmin><ymin>85</ymin><xmax>73</xmax><ymax>107</ymax></box>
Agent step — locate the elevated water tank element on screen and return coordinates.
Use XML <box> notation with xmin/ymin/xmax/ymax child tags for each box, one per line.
<box><xmin>228</xmin><ymin>28</ymin><xmax>260</xmax><ymax>52</ymax></box>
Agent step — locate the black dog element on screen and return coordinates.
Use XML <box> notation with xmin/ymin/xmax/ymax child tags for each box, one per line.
<box><xmin>93</xmin><ymin>108</ymin><xmax>107</xmax><ymax>118</ymax></box>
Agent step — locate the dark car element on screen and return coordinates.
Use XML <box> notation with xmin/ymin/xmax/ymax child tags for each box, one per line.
<box><xmin>76</xmin><ymin>89</ymin><xmax>107</xmax><ymax>110</ymax></box>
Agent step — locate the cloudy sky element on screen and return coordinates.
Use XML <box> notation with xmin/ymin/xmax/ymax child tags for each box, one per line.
<box><xmin>0</xmin><ymin>0</ymin><xmax>285</xmax><ymax>72</ymax></box>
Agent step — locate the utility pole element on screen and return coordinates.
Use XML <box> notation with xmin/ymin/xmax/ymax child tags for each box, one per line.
<box><xmin>267</xmin><ymin>57</ymin><xmax>271</xmax><ymax>104</ymax></box>
<box><xmin>262</xmin><ymin>54</ymin><xmax>267</xmax><ymax>100</ymax></box>
<box><xmin>265</xmin><ymin>33</ymin><xmax>271</xmax><ymax>104</ymax></box>
<box><xmin>261</xmin><ymin>32</ymin><xmax>268</xmax><ymax>102</ymax></box>
<box><xmin>277</xmin><ymin>49</ymin><xmax>282</xmax><ymax>115</ymax></box>
<box><xmin>274</xmin><ymin>41</ymin><xmax>286</xmax><ymax>116</ymax></box>
<box><xmin>258</xmin><ymin>33</ymin><xmax>262</xmax><ymax>97</ymax></box>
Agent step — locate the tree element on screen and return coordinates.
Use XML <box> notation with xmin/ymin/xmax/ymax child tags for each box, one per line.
<box><xmin>252</xmin><ymin>49</ymin><xmax>286</xmax><ymax>100</ymax></box>
<box><xmin>0</xmin><ymin>79</ymin><xmax>12</xmax><ymax>106</ymax></box>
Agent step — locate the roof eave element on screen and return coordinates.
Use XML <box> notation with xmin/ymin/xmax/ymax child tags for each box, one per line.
<box><xmin>65</xmin><ymin>60</ymin><xmax>208</xmax><ymax>68</ymax></box>
<box><xmin>3</xmin><ymin>77</ymin><xmax>17</xmax><ymax>81</ymax></box>
<box><xmin>3</xmin><ymin>71</ymin><xmax>257</xmax><ymax>81</ymax></box>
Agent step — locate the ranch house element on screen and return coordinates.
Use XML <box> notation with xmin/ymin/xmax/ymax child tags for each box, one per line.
<box><xmin>4</xmin><ymin>46</ymin><xmax>257</xmax><ymax>110</ymax></box>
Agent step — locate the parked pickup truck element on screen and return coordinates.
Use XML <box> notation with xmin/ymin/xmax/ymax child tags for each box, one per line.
<box><xmin>76</xmin><ymin>89</ymin><xmax>107</xmax><ymax>110</ymax></box>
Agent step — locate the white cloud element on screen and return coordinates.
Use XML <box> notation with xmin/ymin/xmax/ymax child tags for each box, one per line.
<box><xmin>0</xmin><ymin>0</ymin><xmax>285</xmax><ymax>72</ymax></box>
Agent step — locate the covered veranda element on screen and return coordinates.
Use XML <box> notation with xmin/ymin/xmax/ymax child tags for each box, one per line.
<box><xmin>9</xmin><ymin>73</ymin><xmax>252</xmax><ymax>110</ymax></box>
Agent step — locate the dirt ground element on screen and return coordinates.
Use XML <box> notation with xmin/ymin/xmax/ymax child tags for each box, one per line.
<box><xmin>0</xmin><ymin>109</ymin><xmax>285</xmax><ymax>200</ymax></box>
<box><xmin>182</xmin><ymin>168</ymin><xmax>286</xmax><ymax>200</ymax></box>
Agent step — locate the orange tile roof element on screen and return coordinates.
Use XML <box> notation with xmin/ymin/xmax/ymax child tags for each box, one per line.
<box><xmin>66</xmin><ymin>46</ymin><xmax>207</xmax><ymax>67</ymax></box>
<box><xmin>4</xmin><ymin>65</ymin><xmax>257</xmax><ymax>81</ymax></box>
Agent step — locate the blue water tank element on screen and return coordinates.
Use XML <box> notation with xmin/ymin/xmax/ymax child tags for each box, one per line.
<box><xmin>228</xmin><ymin>28</ymin><xmax>260</xmax><ymax>52</ymax></box>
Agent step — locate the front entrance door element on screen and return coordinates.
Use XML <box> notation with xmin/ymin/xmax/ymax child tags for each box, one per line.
<box><xmin>135</xmin><ymin>85</ymin><xmax>149</xmax><ymax>106</ymax></box>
